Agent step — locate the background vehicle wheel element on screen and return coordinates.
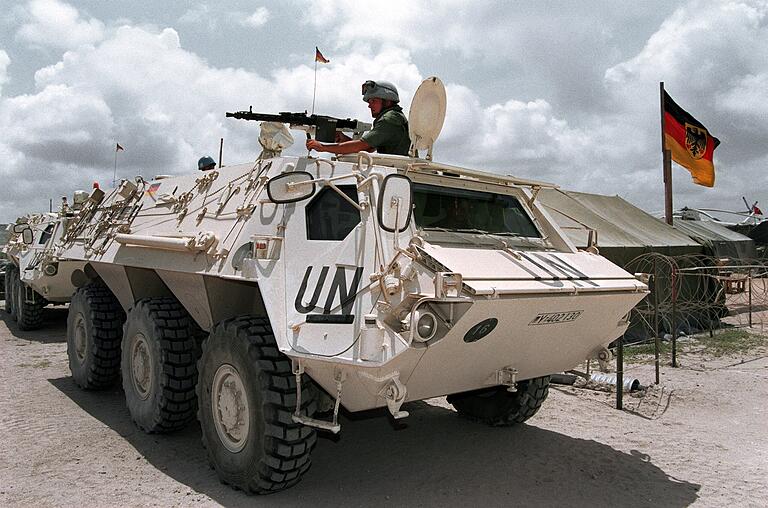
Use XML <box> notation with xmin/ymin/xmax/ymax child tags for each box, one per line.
<box><xmin>447</xmin><ymin>375</ymin><xmax>551</xmax><ymax>426</ymax></box>
<box><xmin>67</xmin><ymin>283</ymin><xmax>125</xmax><ymax>389</ymax></box>
<box><xmin>197</xmin><ymin>316</ymin><xmax>317</xmax><ymax>494</ymax></box>
<box><xmin>15</xmin><ymin>278</ymin><xmax>46</xmax><ymax>331</ymax></box>
<box><xmin>121</xmin><ymin>297</ymin><xmax>200</xmax><ymax>433</ymax></box>
<box><xmin>4</xmin><ymin>265</ymin><xmax>15</xmax><ymax>315</ymax></box>
<box><xmin>7</xmin><ymin>266</ymin><xmax>18</xmax><ymax>319</ymax></box>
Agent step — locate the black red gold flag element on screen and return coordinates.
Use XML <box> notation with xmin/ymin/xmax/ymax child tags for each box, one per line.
<box><xmin>663</xmin><ymin>91</ymin><xmax>720</xmax><ymax>187</ymax></box>
<box><xmin>315</xmin><ymin>47</ymin><xmax>329</xmax><ymax>64</ymax></box>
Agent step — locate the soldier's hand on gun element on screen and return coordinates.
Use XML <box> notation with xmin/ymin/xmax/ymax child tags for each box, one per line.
<box><xmin>306</xmin><ymin>139</ymin><xmax>324</xmax><ymax>152</ymax></box>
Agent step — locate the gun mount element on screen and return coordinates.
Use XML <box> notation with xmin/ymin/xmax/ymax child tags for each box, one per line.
<box><xmin>226</xmin><ymin>108</ymin><xmax>371</xmax><ymax>142</ymax></box>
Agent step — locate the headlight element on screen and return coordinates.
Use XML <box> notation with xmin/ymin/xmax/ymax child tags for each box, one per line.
<box><xmin>43</xmin><ymin>262</ymin><xmax>59</xmax><ymax>276</ymax></box>
<box><xmin>414</xmin><ymin>311</ymin><xmax>437</xmax><ymax>342</ymax></box>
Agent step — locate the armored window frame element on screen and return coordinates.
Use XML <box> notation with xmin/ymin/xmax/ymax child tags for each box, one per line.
<box><xmin>305</xmin><ymin>185</ymin><xmax>361</xmax><ymax>241</ymax></box>
<box><xmin>38</xmin><ymin>224</ymin><xmax>55</xmax><ymax>245</ymax></box>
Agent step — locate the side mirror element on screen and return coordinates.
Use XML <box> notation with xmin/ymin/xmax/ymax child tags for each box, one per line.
<box><xmin>377</xmin><ymin>174</ymin><xmax>413</xmax><ymax>233</ymax></box>
<box><xmin>267</xmin><ymin>171</ymin><xmax>316</xmax><ymax>204</ymax></box>
<box><xmin>21</xmin><ymin>227</ymin><xmax>33</xmax><ymax>245</ymax></box>
<box><xmin>12</xmin><ymin>224</ymin><xmax>34</xmax><ymax>245</ymax></box>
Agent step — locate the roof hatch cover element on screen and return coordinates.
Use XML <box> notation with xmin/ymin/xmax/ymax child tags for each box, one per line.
<box><xmin>408</xmin><ymin>76</ymin><xmax>446</xmax><ymax>160</ymax></box>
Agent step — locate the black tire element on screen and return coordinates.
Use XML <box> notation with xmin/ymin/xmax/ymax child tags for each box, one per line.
<box><xmin>7</xmin><ymin>265</ymin><xmax>18</xmax><ymax>319</ymax></box>
<box><xmin>197</xmin><ymin>317</ymin><xmax>317</xmax><ymax>494</ymax></box>
<box><xmin>4</xmin><ymin>265</ymin><xmax>15</xmax><ymax>315</ymax></box>
<box><xmin>67</xmin><ymin>283</ymin><xmax>125</xmax><ymax>389</ymax></box>
<box><xmin>121</xmin><ymin>297</ymin><xmax>199</xmax><ymax>433</ymax></box>
<box><xmin>15</xmin><ymin>276</ymin><xmax>46</xmax><ymax>331</ymax></box>
<box><xmin>447</xmin><ymin>375</ymin><xmax>551</xmax><ymax>426</ymax></box>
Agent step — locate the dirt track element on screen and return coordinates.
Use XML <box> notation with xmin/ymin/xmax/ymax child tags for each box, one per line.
<box><xmin>1</xmin><ymin>307</ymin><xmax>766</xmax><ymax>507</ymax></box>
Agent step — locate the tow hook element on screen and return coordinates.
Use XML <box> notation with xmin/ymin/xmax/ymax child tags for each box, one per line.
<box><xmin>381</xmin><ymin>375</ymin><xmax>409</xmax><ymax>420</ymax></box>
<box><xmin>496</xmin><ymin>367</ymin><xmax>519</xmax><ymax>392</ymax></box>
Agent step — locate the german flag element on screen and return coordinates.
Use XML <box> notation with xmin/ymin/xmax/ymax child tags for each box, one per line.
<box><xmin>315</xmin><ymin>47</ymin><xmax>329</xmax><ymax>64</ymax></box>
<box><xmin>663</xmin><ymin>91</ymin><xmax>720</xmax><ymax>187</ymax></box>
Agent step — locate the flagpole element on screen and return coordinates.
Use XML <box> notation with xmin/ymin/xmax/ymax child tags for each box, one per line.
<box><xmin>113</xmin><ymin>146</ymin><xmax>118</xmax><ymax>188</ymax></box>
<box><xmin>660</xmin><ymin>81</ymin><xmax>673</xmax><ymax>225</ymax></box>
<box><xmin>311</xmin><ymin>57</ymin><xmax>318</xmax><ymax>115</ymax></box>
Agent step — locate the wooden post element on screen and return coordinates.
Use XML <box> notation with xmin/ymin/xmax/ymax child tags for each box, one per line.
<box><xmin>660</xmin><ymin>82</ymin><xmax>673</xmax><ymax>225</ymax></box>
<box><xmin>671</xmin><ymin>266</ymin><xmax>678</xmax><ymax>368</ymax></box>
<box><xmin>218</xmin><ymin>138</ymin><xmax>224</xmax><ymax>168</ymax></box>
<box><xmin>749</xmin><ymin>267</ymin><xmax>753</xmax><ymax>327</ymax></box>
<box><xmin>616</xmin><ymin>334</ymin><xmax>624</xmax><ymax>410</ymax></box>
<box><xmin>653</xmin><ymin>258</ymin><xmax>660</xmax><ymax>385</ymax></box>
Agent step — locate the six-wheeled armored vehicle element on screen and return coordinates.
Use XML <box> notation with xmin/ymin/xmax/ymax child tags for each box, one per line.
<box><xmin>13</xmin><ymin>77</ymin><xmax>647</xmax><ymax>494</ymax></box>
<box><xmin>3</xmin><ymin>202</ymin><xmax>87</xmax><ymax>330</ymax></box>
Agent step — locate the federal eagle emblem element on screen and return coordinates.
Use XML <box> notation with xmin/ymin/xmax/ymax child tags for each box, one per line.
<box><xmin>685</xmin><ymin>124</ymin><xmax>708</xmax><ymax>160</ymax></box>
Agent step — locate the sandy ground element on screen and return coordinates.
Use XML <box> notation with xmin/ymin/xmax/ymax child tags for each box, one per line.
<box><xmin>1</xmin><ymin>306</ymin><xmax>767</xmax><ymax>508</ymax></box>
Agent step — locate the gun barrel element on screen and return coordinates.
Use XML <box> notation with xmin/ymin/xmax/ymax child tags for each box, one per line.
<box><xmin>226</xmin><ymin>110</ymin><xmax>371</xmax><ymax>142</ymax></box>
<box><xmin>225</xmin><ymin>110</ymin><xmax>362</xmax><ymax>129</ymax></box>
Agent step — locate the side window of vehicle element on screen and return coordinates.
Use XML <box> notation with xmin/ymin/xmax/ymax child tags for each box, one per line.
<box><xmin>306</xmin><ymin>185</ymin><xmax>361</xmax><ymax>241</ymax></box>
<box><xmin>39</xmin><ymin>224</ymin><xmax>54</xmax><ymax>245</ymax></box>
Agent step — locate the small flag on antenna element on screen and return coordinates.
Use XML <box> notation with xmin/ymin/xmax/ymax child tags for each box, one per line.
<box><xmin>315</xmin><ymin>47</ymin><xmax>329</xmax><ymax>64</ymax></box>
<box><xmin>116</xmin><ymin>143</ymin><xmax>124</xmax><ymax>152</ymax></box>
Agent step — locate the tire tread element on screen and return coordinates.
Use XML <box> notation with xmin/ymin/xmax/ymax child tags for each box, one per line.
<box><xmin>197</xmin><ymin>316</ymin><xmax>317</xmax><ymax>494</ymax></box>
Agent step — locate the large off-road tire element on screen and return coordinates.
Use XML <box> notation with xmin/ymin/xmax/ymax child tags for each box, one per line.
<box><xmin>4</xmin><ymin>264</ymin><xmax>15</xmax><ymax>315</ymax></box>
<box><xmin>67</xmin><ymin>283</ymin><xmax>125</xmax><ymax>389</ymax></box>
<box><xmin>6</xmin><ymin>265</ymin><xmax>18</xmax><ymax>319</ymax></box>
<box><xmin>197</xmin><ymin>317</ymin><xmax>317</xmax><ymax>494</ymax></box>
<box><xmin>15</xmin><ymin>277</ymin><xmax>46</xmax><ymax>331</ymax></box>
<box><xmin>121</xmin><ymin>297</ymin><xmax>199</xmax><ymax>433</ymax></box>
<box><xmin>447</xmin><ymin>375</ymin><xmax>551</xmax><ymax>426</ymax></box>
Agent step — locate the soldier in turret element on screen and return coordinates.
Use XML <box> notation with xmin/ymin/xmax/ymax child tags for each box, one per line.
<box><xmin>306</xmin><ymin>80</ymin><xmax>410</xmax><ymax>156</ymax></box>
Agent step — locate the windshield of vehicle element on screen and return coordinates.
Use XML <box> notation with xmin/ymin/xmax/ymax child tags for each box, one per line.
<box><xmin>412</xmin><ymin>183</ymin><xmax>540</xmax><ymax>237</ymax></box>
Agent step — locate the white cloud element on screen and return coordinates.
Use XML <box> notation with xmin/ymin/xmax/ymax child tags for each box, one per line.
<box><xmin>301</xmin><ymin>0</ymin><xmax>488</xmax><ymax>54</ymax></box>
<box><xmin>16</xmin><ymin>0</ymin><xmax>104</xmax><ymax>50</ymax></box>
<box><xmin>3</xmin><ymin>0</ymin><xmax>768</xmax><ymax>221</ymax></box>
<box><xmin>602</xmin><ymin>0</ymin><xmax>768</xmax><ymax>206</ymax></box>
<box><xmin>178</xmin><ymin>4</ymin><xmax>217</xmax><ymax>31</ymax></box>
<box><xmin>0</xmin><ymin>50</ymin><xmax>9</xmax><ymax>96</ymax></box>
<box><xmin>242</xmin><ymin>7</ymin><xmax>270</xmax><ymax>28</ymax></box>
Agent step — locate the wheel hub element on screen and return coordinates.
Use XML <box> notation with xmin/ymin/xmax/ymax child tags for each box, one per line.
<box><xmin>211</xmin><ymin>364</ymin><xmax>249</xmax><ymax>453</ymax></box>
<box><xmin>73</xmin><ymin>313</ymin><xmax>87</xmax><ymax>362</ymax></box>
<box><xmin>130</xmin><ymin>333</ymin><xmax>153</xmax><ymax>400</ymax></box>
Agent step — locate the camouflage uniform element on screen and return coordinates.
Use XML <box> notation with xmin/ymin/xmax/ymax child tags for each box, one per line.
<box><xmin>361</xmin><ymin>105</ymin><xmax>411</xmax><ymax>156</ymax></box>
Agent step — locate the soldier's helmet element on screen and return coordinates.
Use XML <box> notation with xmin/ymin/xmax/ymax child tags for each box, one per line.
<box><xmin>197</xmin><ymin>155</ymin><xmax>216</xmax><ymax>171</ymax></box>
<box><xmin>362</xmin><ymin>80</ymin><xmax>400</xmax><ymax>103</ymax></box>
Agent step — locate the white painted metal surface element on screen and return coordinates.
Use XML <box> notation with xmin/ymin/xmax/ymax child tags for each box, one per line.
<box><xmin>50</xmin><ymin>152</ymin><xmax>647</xmax><ymax>414</ymax></box>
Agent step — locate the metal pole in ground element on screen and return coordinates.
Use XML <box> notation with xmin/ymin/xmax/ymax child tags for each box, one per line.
<box><xmin>653</xmin><ymin>258</ymin><xmax>660</xmax><ymax>385</ymax></box>
<box><xmin>616</xmin><ymin>334</ymin><xmax>624</xmax><ymax>410</ymax></box>
<box><xmin>749</xmin><ymin>267</ymin><xmax>753</xmax><ymax>328</ymax></box>
<box><xmin>671</xmin><ymin>266</ymin><xmax>678</xmax><ymax>368</ymax></box>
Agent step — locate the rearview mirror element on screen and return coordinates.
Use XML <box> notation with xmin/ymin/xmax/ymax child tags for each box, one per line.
<box><xmin>377</xmin><ymin>174</ymin><xmax>413</xmax><ymax>233</ymax></box>
<box><xmin>21</xmin><ymin>227</ymin><xmax>33</xmax><ymax>245</ymax></box>
<box><xmin>12</xmin><ymin>224</ymin><xmax>34</xmax><ymax>245</ymax></box>
<box><xmin>267</xmin><ymin>171</ymin><xmax>316</xmax><ymax>204</ymax></box>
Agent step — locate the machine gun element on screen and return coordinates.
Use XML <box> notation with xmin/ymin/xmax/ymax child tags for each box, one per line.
<box><xmin>226</xmin><ymin>108</ymin><xmax>371</xmax><ymax>142</ymax></box>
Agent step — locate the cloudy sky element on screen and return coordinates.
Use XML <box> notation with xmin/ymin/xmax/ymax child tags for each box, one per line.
<box><xmin>0</xmin><ymin>0</ymin><xmax>766</xmax><ymax>222</ymax></box>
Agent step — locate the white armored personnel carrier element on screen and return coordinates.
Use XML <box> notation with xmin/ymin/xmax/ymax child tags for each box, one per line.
<box><xmin>55</xmin><ymin>78</ymin><xmax>647</xmax><ymax>493</ymax></box>
<box><xmin>3</xmin><ymin>201</ymin><xmax>86</xmax><ymax>330</ymax></box>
